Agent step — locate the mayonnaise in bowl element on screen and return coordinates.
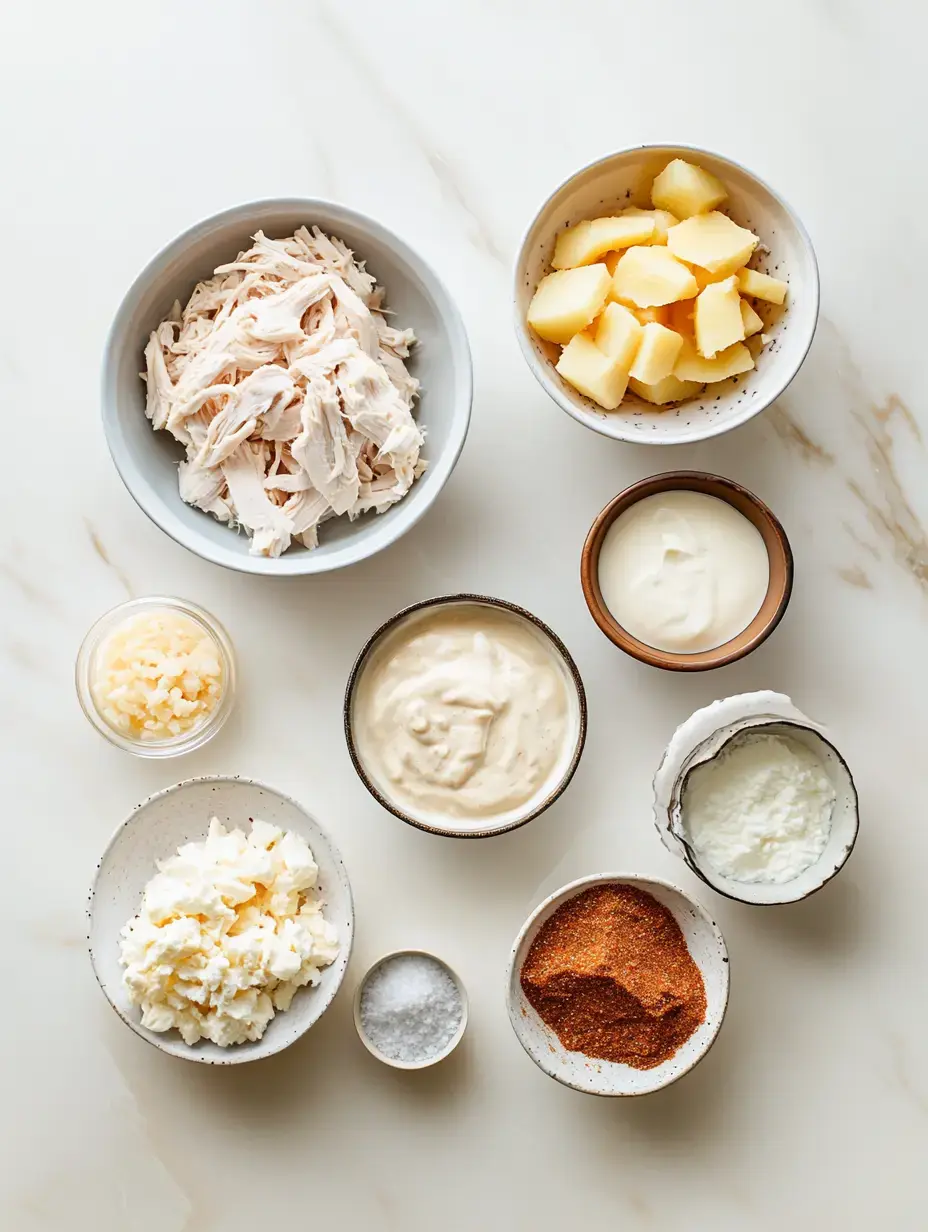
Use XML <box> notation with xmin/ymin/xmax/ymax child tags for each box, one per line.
<box><xmin>346</xmin><ymin>597</ymin><xmax>586</xmax><ymax>837</ymax></box>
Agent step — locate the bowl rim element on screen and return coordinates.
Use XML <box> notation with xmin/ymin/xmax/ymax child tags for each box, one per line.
<box><xmin>660</xmin><ymin>718</ymin><xmax>861</xmax><ymax>906</ymax></box>
<box><xmin>74</xmin><ymin>595</ymin><xmax>237</xmax><ymax>757</ymax></box>
<box><xmin>101</xmin><ymin>196</ymin><xmax>473</xmax><ymax>576</ymax></box>
<box><xmin>343</xmin><ymin>593</ymin><xmax>588</xmax><ymax>838</ymax></box>
<box><xmin>352</xmin><ymin>948</ymin><xmax>469</xmax><ymax>1069</ymax></box>
<box><xmin>87</xmin><ymin>774</ymin><xmax>354</xmax><ymax>1064</ymax></box>
<box><xmin>506</xmin><ymin>872</ymin><xmax>730</xmax><ymax>1097</ymax></box>
<box><xmin>580</xmin><ymin>470</ymin><xmax>793</xmax><ymax>671</ymax></box>
<box><xmin>512</xmin><ymin>142</ymin><xmax>820</xmax><ymax>446</ymax></box>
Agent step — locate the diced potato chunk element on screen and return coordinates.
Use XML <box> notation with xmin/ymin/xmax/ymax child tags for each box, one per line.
<box><xmin>694</xmin><ymin>275</ymin><xmax>745</xmax><ymax>358</ymax></box>
<box><xmin>651</xmin><ymin>159</ymin><xmax>727</xmax><ymax>219</ymax></box>
<box><xmin>527</xmin><ymin>265</ymin><xmax>611</xmax><ymax>343</ymax></box>
<box><xmin>633</xmin><ymin>304</ymin><xmax>671</xmax><ymax>326</ymax></box>
<box><xmin>738</xmin><ymin>267</ymin><xmax>788</xmax><ymax>305</ymax></box>
<box><xmin>674</xmin><ymin>338</ymin><xmax>755</xmax><ymax>382</ymax></box>
<box><xmin>556</xmin><ymin>331</ymin><xmax>630</xmax><ymax>409</ymax></box>
<box><xmin>668</xmin><ymin>299</ymin><xmax>696</xmax><ymax>336</ymax></box>
<box><xmin>740</xmin><ymin>297</ymin><xmax>764</xmax><ymax>337</ymax></box>
<box><xmin>629</xmin><ymin>323</ymin><xmax>684</xmax><ymax>384</ymax></box>
<box><xmin>628</xmin><ymin>374</ymin><xmax>704</xmax><ymax>405</ymax></box>
<box><xmin>667</xmin><ymin>212</ymin><xmax>758</xmax><ymax>276</ymax></box>
<box><xmin>621</xmin><ymin>207</ymin><xmax>679</xmax><ymax>244</ymax></box>
<box><xmin>604</xmin><ymin>251</ymin><xmax>621</xmax><ymax>276</ymax></box>
<box><xmin>594</xmin><ymin>302</ymin><xmax>643</xmax><ymax>369</ymax></box>
<box><xmin>691</xmin><ymin>265</ymin><xmax>734</xmax><ymax>292</ymax></box>
<box><xmin>552</xmin><ymin>215</ymin><xmax>655</xmax><ymax>269</ymax></box>
<box><xmin>612</xmin><ymin>246</ymin><xmax>698</xmax><ymax>308</ymax></box>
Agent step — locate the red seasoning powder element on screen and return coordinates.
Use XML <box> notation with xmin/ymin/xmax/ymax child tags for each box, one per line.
<box><xmin>520</xmin><ymin>883</ymin><xmax>707</xmax><ymax>1070</ymax></box>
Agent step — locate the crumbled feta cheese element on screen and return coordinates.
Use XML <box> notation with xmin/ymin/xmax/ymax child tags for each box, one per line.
<box><xmin>119</xmin><ymin>818</ymin><xmax>339</xmax><ymax>1047</ymax></box>
<box><xmin>91</xmin><ymin>609</ymin><xmax>223</xmax><ymax>742</ymax></box>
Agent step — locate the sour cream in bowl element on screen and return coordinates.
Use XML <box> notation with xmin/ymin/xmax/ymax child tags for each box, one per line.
<box><xmin>344</xmin><ymin>596</ymin><xmax>587</xmax><ymax>838</ymax></box>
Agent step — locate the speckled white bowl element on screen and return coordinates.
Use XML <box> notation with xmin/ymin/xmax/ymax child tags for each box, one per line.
<box><xmin>507</xmin><ymin>874</ymin><xmax>729</xmax><ymax>1096</ymax></box>
<box><xmin>653</xmin><ymin>692</ymin><xmax>860</xmax><ymax>905</ymax></box>
<box><xmin>514</xmin><ymin>144</ymin><xmax>819</xmax><ymax>445</ymax></box>
<box><xmin>103</xmin><ymin>198</ymin><xmax>472</xmax><ymax>575</ymax></box>
<box><xmin>88</xmin><ymin>776</ymin><xmax>354</xmax><ymax>1064</ymax></box>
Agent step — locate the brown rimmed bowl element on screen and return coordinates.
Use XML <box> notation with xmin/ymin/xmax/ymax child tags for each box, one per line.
<box><xmin>581</xmin><ymin>471</ymin><xmax>793</xmax><ymax>671</ymax></box>
<box><xmin>506</xmin><ymin>873</ymin><xmax>730</xmax><ymax>1096</ymax></box>
<box><xmin>343</xmin><ymin>594</ymin><xmax>587</xmax><ymax>838</ymax></box>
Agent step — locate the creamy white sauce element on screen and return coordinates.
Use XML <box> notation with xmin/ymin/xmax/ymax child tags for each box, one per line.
<box><xmin>352</xmin><ymin>604</ymin><xmax>580</xmax><ymax>828</ymax></box>
<box><xmin>598</xmin><ymin>490</ymin><xmax>769</xmax><ymax>653</ymax></box>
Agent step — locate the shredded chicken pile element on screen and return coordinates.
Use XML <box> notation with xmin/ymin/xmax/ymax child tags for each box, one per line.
<box><xmin>142</xmin><ymin>227</ymin><xmax>423</xmax><ymax>556</ymax></box>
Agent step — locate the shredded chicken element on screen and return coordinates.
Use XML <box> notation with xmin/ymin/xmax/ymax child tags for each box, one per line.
<box><xmin>141</xmin><ymin>228</ymin><xmax>423</xmax><ymax>556</ymax></box>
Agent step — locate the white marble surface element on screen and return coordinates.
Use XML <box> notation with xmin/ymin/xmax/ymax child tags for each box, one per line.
<box><xmin>2</xmin><ymin>1</ymin><xmax>926</xmax><ymax>1228</ymax></box>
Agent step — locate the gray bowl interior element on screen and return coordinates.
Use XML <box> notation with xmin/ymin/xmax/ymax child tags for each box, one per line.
<box><xmin>102</xmin><ymin>200</ymin><xmax>471</xmax><ymax>574</ymax></box>
<box><xmin>88</xmin><ymin>777</ymin><xmax>354</xmax><ymax>1063</ymax></box>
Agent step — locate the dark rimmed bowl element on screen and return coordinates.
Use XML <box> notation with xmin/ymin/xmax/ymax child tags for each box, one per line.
<box><xmin>581</xmin><ymin>471</ymin><xmax>793</xmax><ymax>671</ymax></box>
<box><xmin>344</xmin><ymin>595</ymin><xmax>587</xmax><ymax>838</ymax></box>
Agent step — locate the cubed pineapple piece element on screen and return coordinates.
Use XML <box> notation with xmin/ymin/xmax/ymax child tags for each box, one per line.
<box><xmin>738</xmin><ymin>267</ymin><xmax>788</xmax><ymax>305</ymax></box>
<box><xmin>740</xmin><ymin>297</ymin><xmax>764</xmax><ymax>337</ymax></box>
<box><xmin>612</xmin><ymin>246</ymin><xmax>698</xmax><ymax>308</ymax></box>
<box><xmin>651</xmin><ymin>159</ymin><xmax>727</xmax><ymax>219</ymax></box>
<box><xmin>556</xmin><ymin>331</ymin><xmax>630</xmax><ymax>409</ymax></box>
<box><xmin>694</xmin><ymin>276</ymin><xmax>745</xmax><ymax>359</ymax></box>
<box><xmin>594</xmin><ymin>302</ymin><xmax>643</xmax><ymax>368</ymax></box>
<box><xmin>674</xmin><ymin>338</ymin><xmax>755</xmax><ymax>382</ymax></box>
<box><xmin>633</xmin><ymin>304</ymin><xmax>671</xmax><ymax>326</ymax></box>
<box><xmin>668</xmin><ymin>299</ymin><xmax>696</xmax><ymax>335</ymax></box>
<box><xmin>621</xmin><ymin>207</ymin><xmax>679</xmax><ymax>244</ymax></box>
<box><xmin>667</xmin><ymin>212</ymin><xmax>758</xmax><ymax>277</ymax></box>
<box><xmin>628</xmin><ymin>374</ymin><xmax>704</xmax><ymax>405</ymax></box>
<box><xmin>629</xmin><ymin>323</ymin><xmax>684</xmax><ymax>384</ymax></box>
<box><xmin>527</xmin><ymin>264</ymin><xmax>612</xmax><ymax>344</ymax></box>
<box><xmin>552</xmin><ymin>215</ymin><xmax>655</xmax><ymax>269</ymax></box>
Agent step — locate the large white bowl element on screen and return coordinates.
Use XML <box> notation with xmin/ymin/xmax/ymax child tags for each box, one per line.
<box><xmin>514</xmin><ymin>144</ymin><xmax>819</xmax><ymax>445</ymax></box>
<box><xmin>88</xmin><ymin>776</ymin><xmax>354</xmax><ymax>1064</ymax></box>
<box><xmin>103</xmin><ymin>199</ymin><xmax>472</xmax><ymax>575</ymax></box>
<box><xmin>507</xmin><ymin>873</ymin><xmax>729</xmax><ymax>1096</ymax></box>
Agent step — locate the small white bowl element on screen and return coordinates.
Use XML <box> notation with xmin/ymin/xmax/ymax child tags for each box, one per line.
<box><xmin>103</xmin><ymin>198</ymin><xmax>472</xmax><ymax>575</ymax></box>
<box><xmin>514</xmin><ymin>144</ymin><xmax>819</xmax><ymax>445</ymax></box>
<box><xmin>353</xmin><ymin>949</ymin><xmax>468</xmax><ymax>1069</ymax></box>
<box><xmin>88</xmin><ymin>776</ymin><xmax>354</xmax><ymax>1063</ymax></box>
<box><xmin>507</xmin><ymin>874</ymin><xmax>729</xmax><ymax>1096</ymax></box>
<box><xmin>653</xmin><ymin>692</ymin><xmax>860</xmax><ymax>905</ymax></box>
<box><xmin>75</xmin><ymin>596</ymin><xmax>236</xmax><ymax>757</ymax></box>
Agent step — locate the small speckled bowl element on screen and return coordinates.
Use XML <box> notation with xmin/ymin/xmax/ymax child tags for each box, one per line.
<box><xmin>653</xmin><ymin>692</ymin><xmax>860</xmax><ymax>905</ymax></box>
<box><xmin>75</xmin><ymin>596</ymin><xmax>236</xmax><ymax>757</ymax></box>
<box><xmin>344</xmin><ymin>594</ymin><xmax>587</xmax><ymax>838</ymax></box>
<box><xmin>88</xmin><ymin>776</ymin><xmax>353</xmax><ymax>1064</ymax></box>
<box><xmin>507</xmin><ymin>874</ymin><xmax>729</xmax><ymax>1096</ymax></box>
<box><xmin>514</xmin><ymin>144</ymin><xmax>819</xmax><ymax>445</ymax></box>
<box><xmin>581</xmin><ymin>471</ymin><xmax>793</xmax><ymax>671</ymax></box>
<box><xmin>353</xmin><ymin>949</ymin><xmax>468</xmax><ymax>1070</ymax></box>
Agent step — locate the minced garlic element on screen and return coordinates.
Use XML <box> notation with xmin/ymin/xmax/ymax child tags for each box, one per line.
<box><xmin>91</xmin><ymin>609</ymin><xmax>223</xmax><ymax>742</ymax></box>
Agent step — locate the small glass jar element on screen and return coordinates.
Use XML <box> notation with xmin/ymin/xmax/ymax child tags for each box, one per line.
<box><xmin>76</xmin><ymin>596</ymin><xmax>236</xmax><ymax>758</ymax></box>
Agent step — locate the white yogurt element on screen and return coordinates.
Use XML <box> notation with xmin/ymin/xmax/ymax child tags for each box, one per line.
<box><xmin>351</xmin><ymin>603</ymin><xmax>580</xmax><ymax>828</ymax></box>
<box><xmin>597</xmin><ymin>490</ymin><xmax>769</xmax><ymax>653</ymax></box>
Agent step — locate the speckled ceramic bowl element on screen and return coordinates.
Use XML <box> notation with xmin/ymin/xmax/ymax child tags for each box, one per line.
<box><xmin>653</xmin><ymin>692</ymin><xmax>860</xmax><ymax>905</ymax></box>
<box><xmin>514</xmin><ymin>144</ymin><xmax>819</xmax><ymax>445</ymax></box>
<box><xmin>88</xmin><ymin>776</ymin><xmax>353</xmax><ymax>1064</ymax></box>
<box><xmin>507</xmin><ymin>874</ymin><xmax>729</xmax><ymax>1096</ymax></box>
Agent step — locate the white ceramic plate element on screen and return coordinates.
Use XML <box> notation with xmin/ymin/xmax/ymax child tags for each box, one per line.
<box><xmin>102</xmin><ymin>198</ymin><xmax>472</xmax><ymax>574</ymax></box>
<box><xmin>507</xmin><ymin>873</ymin><xmax>729</xmax><ymax>1096</ymax></box>
<box><xmin>514</xmin><ymin>144</ymin><xmax>819</xmax><ymax>445</ymax></box>
<box><xmin>88</xmin><ymin>776</ymin><xmax>354</xmax><ymax>1063</ymax></box>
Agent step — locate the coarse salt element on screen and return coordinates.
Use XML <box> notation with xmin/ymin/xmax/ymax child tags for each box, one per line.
<box><xmin>359</xmin><ymin>953</ymin><xmax>464</xmax><ymax>1064</ymax></box>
